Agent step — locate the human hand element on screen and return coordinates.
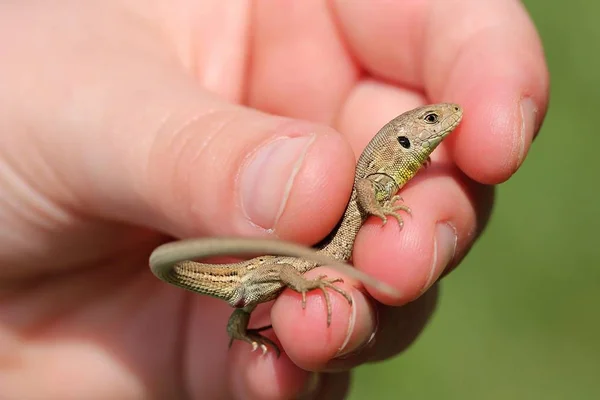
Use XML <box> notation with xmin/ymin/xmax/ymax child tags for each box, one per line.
<box><xmin>0</xmin><ymin>1</ymin><xmax>548</xmax><ymax>399</ymax></box>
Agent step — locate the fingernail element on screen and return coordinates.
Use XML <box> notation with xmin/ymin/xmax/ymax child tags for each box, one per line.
<box><xmin>420</xmin><ymin>222</ymin><xmax>457</xmax><ymax>294</ymax></box>
<box><xmin>240</xmin><ymin>135</ymin><xmax>315</xmax><ymax>230</ymax></box>
<box><xmin>333</xmin><ymin>291</ymin><xmax>376</xmax><ymax>359</ymax></box>
<box><xmin>297</xmin><ymin>372</ymin><xmax>321</xmax><ymax>399</ymax></box>
<box><xmin>518</xmin><ymin>97</ymin><xmax>538</xmax><ymax>166</ymax></box>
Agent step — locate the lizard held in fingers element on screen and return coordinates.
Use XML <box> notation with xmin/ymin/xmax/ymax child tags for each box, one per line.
<box><xmin>149</xmin><ymin>103</ymin><xmax>463</xmax><ymax>356</ymax></box>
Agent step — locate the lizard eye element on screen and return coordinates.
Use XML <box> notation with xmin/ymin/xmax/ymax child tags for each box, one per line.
<box><xmin>423</xmin><ymin>112</ymin><xmax>439</xmax><ymax>124</ymax></box>
<box><xmin>397</xmin><ymin>136</ymin><xmax>411</xmax><ymax>149</ymax></box>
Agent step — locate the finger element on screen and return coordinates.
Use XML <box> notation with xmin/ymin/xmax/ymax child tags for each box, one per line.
<box><xmin>182</xmin><ymin>297</ymin><xmax>238</xmax><ymax>399</ymax></box>
<box><xmin>248</xmin><ymin>1</ymin><xmax>359</xmax><ymax>123</ymax></box>
<box><xmin>0</xmin><ymin>18</ymin><xmax>357</xmax><ymax>274</ymax></box>
<box><xmin>333</xmin><ymin>0</ymin><xmax>550</xmax><ymax>183</ymax></box>
<box><xmin>32</xmin><ymin>80</ymin><xmax>354</xmax><ymax>241</ymax></box>
<box><xmin>326</xmin><ymin>286</ymin><xmax>439</xmax><ymax>370</ymax></box>
<box><xmin>270</xmin><ymin>268</ymin><xmax>377</xmax><ymax>371</ymax></box>
<box><xmin>270</xmin><ymin>279</ymin><xmax>438</xmax><ymax>372</ymax></box>
<box><xmin>225</xmin><ymin>303</ymin><xmax>311</xmax><ymax>400</ymax></box>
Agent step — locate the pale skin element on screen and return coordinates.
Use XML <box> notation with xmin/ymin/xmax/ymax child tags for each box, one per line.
<box><xmin>0</xmin><ymin>1</ymin><xmax>548</xmax><ymax>399</ymax></box>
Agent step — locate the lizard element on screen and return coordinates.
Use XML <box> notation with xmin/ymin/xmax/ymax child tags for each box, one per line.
<box><xmin>149</xmin><ymin>103</ymin><xmax>463</xmax><ymax>356</ymax></box>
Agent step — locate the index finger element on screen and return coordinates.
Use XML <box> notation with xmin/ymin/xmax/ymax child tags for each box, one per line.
<box><xmin>333</xmin><ymin>0</ymin><xmax>549</xmax><ymax>183</ymax></box>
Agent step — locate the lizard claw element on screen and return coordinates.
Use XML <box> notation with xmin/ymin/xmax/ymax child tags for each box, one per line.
<box><xmin>379</xmin><ymin>214</ymin><xmax>388</xmax><ymax>226</ymax></box>
<box><xmin>250</xmin><ymin>342</ymin><xmax>269</xmax><ymax>356</ymax></box>
<box><xmin>229</xmin><ymin>330</ymin><xmax>280</xmax><ymax>358</ymax></box>
<box><xmin>374</xmin><ymin>195</ymin><xmax>411</xmax><ymax>230</ymax></box>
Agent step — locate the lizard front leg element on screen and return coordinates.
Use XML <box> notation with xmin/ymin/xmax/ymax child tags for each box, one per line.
<box><xmin>355</xmin><ymin>174</ymin><xmax>411</xmax><ymax>228</ymax></box>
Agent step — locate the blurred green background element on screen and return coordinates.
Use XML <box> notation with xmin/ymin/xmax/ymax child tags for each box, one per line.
<box><xmin>351</xmin><ymin>1</ymin><xmax>599</xmax><ymax>399</ymax></box>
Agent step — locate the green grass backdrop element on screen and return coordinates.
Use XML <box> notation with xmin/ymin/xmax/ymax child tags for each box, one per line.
<box><xmin>351</xmin><ymin>1</ymin><xmax>599</xmax><ymax>398</ymax></box>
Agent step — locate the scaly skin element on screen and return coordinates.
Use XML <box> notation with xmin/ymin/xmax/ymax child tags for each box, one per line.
<box><xmin>149</xmin><ymin>103</ymin><xmax>463</xmax><ymax>355</ymax></box>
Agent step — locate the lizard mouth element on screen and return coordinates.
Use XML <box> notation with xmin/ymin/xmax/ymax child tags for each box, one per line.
<box><xmin>443</xmin><ymin>103</ymin><xmax>464</xmax><ymax>132</ymax></box>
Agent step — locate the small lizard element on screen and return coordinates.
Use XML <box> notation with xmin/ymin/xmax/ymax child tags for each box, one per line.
<box><xmin>149</xmin><ymin>103</ymin><xmax>463</xmax><ymax>355</ymax></box>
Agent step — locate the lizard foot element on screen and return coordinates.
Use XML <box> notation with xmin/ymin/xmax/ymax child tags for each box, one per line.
<box><xmin>228</xmin><ymin>328</ymin><xmax>280</xmax><ymax>358</ymax></box>
<box><xmin>301</xmin><ymin>275</ymin><xmax>353</xmax><ymax>326</ymax></box>
<box><xmin>281</xmin><ymin>267</ymin><xmax>353</xmax><ymax>327</ymax></box>
<box><xmin>373</xmin><ymin>194</ymin><xmax>412</xmax><ymax>229</ymax></box>
<box><xmin>227</xmin><ymin>308</ymin><xmax>281</xmax><ymax>357</ymax></box>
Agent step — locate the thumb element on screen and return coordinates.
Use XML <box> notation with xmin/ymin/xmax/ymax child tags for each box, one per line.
<box><xmin>3</xmin><ymin>48</ymin><xmax>356</xmax><ymax>250</ymax></box>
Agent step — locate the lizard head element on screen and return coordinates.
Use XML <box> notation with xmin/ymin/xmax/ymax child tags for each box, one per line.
<box><xmin>358</xmin><ymin>103</ymin><xmax>463</xmax><ymax>187</ymax></box>
<box><xmin>394</xmin><ymin>103</ymin><xmax>463</xmax><ymax>155</ymax></box>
